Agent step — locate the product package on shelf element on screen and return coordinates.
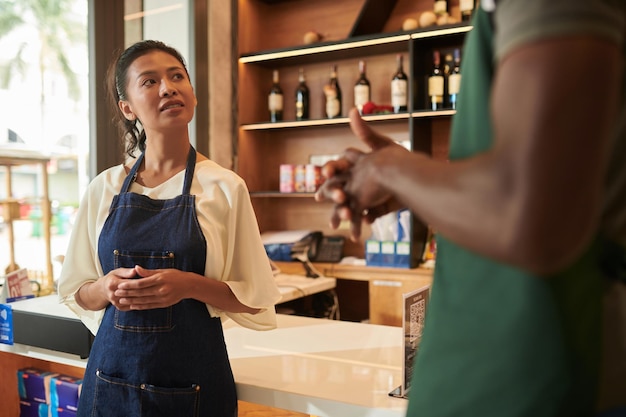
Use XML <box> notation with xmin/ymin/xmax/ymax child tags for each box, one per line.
<box><xmin>50</xmin><ymin>374</ymin><xmax>82</xmax><ymax>415</ymax></box>
<box><xmin>19</xmin><ymin>400</ymin><xmax>49</xmax><ymax>417</ymax></box>
<box><xmin>18</xmin><ymin>368</ymin><xmax>58</xmax><ymax>404</ymax></box>
<box><xmin>365</xmin><ymin>209</ymin><xmax>418</xmax><ymax>268</ymax></box>
<box><xmin>17</xmin><ymin>367</ymin><xmax>83</xmax><ymax>417</ymax></box>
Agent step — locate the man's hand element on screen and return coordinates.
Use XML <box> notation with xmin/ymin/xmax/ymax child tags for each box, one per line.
<box><xmin>315</xmin><ymin>108</ymin><xmax>406</xmax><ymax>239</ymax></box>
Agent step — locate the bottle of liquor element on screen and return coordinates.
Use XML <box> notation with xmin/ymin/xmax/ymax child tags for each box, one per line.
<box><xmin>295</xmin><ymin>68</ymin><xmax>310</xmax><ymax>121</ymax></box>
<box><xmin>391</xmin><ymin>54</ymin><xmax>408</xmax><ymax>113</ymax></box>
<box><xmin>448</xmin><ymin>49</ymin><xmax>462</xmax><ymax>109</ymax></box>
<box><xmin>428</xmin><ymin>50</ymin><xmax>444</xmax><ymax>111</ymax></box>
<box><xmin>324</xmin><ymin>65</ymin><xmax>342</xmax><ymax>119</ymax></box>
<box><xmin>268</xmin><ymin>69</ymin><xmax>283</xmax><ymax>122</ymax></box>
<box><xmin>460</xmin><ymin>0</ymin><xmax>475</xmax><ymax>22</ymax></box>
<box><xmin>354</xmin><ymin>60</ymin><xmax>371</xmax><ymax>115</ymax></box>
<box><xmin>443</xmin><ymin>52</ymin><xmax>454</xmax><ymax>108</ymax></box>
<box><xmin>433</xmin><ymin>0</ymin><xmax>448</xmax><ymax>16</ymax></box>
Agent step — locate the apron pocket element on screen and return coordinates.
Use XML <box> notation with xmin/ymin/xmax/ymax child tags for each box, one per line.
<box><xmin>113</xmin><ymin>249</ymin><xmax>176</xmax><ymax>333</ymax></box>
<box><xmin>94</xmin><ymin>370</ymin><xmax>200</xmax><ymax>417</ymax></box>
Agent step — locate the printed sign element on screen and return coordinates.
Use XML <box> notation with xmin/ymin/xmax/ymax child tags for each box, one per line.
<box><xmin>3</xmin><ymin>268</ymin><xmax>34</xmax><ymax>303</ymax></box>
<box><xmin>0</xmin><ymin>303</ymin><xmax>13</xmax><ymax>345</ymax></box>
<box><xmin>390</xmin><ymin>284</ymin><xmax>430</xmax><ymax>399</ymax></box>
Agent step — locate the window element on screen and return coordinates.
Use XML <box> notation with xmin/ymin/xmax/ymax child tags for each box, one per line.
<box><xmin>0</xmin><ymin>0</ymin><xmax>89</xmax><ymax>284</ymax></box>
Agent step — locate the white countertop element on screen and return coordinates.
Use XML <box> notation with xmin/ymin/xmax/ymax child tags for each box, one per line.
<box><xmin>273</xmin><ymin>273</ymin><xmax>336</xmax><ymax>303</ymax></box>
<box><xmin>2</xmin><ymin>290</ymin><xmax>407</xmax><ymax>417</ymax></box>
<box><xmin>225</xmin><ymin>314</ymin><xmax>406</xmax><ymax>417</ymax></box>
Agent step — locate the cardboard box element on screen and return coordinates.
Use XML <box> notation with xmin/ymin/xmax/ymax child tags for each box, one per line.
<box><xmin>17</xmin><ymin>368</ymin><xmax>58</xmax><ymax>404</ymax></box>
<box><xmin>19</xmin><ymin>400</ymin><xmax>49</xmax><ymax>417</ymax></box>
<box><xmin>50</xmin><ymin>374</ymin><xmax>82</xmax><ymax>413</ymax></box>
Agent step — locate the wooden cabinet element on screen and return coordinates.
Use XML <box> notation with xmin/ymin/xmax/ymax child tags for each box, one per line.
<box><xmin>236</xmin><ymin>0</ymin><xmax>471</xmax><ymax>325</ymax></box>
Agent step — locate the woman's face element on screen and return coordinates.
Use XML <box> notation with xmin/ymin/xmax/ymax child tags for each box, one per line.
<box><xmin>118</xmin><ymin>50</ymin><xmax>197</xmax><ymax>133</ymax></box>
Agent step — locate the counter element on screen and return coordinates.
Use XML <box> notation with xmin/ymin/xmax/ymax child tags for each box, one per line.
<box><xmin>1</xmin><ymin>292</ymin><xmax>407</xmax><ymax>417</ymax></box>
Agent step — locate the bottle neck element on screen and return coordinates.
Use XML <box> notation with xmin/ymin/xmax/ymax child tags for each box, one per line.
<box><xmin>359</xmin><ymin>61</ymin><xmax>366</xmax><ymax>77</ymax></box>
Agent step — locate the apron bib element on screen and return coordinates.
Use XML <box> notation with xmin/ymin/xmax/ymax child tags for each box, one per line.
<box><xmin>78</xmin><ymin>147</ymin><xmax>237</xmax><ymax>417</ymax></box>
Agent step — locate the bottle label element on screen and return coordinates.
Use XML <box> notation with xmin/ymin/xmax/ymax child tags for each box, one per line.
<box><xmin>268</xmin><ymin>94</ymin><xmax>283</xmax><ymax>111</ymax></box>
<box><xmin>448</xmin><ymin>73</ymin><xmax>461</xmax><ymax>95</ymax></box>
<box><xmin>296</xmin><ymin>101</ymin><xmax>304</xmax><ymax>118</ymax></box>
<box><xmin>354</xmin><ymin>85</ymin><xmax>370</xmax><ymax>109</ymax></box>
<box><xmin>434</xmin><ymin>0</ymin><xmax>447</xmax><ymax>15</ymax></box>
<box><xmin>460</xmin><ymin>0</ymin><xmax>474</xmax><ymax>12</ymax></box>
<box><xmin>326</xmin><ymin>98</ymin><xmax>340</xmax><ymax>118</ymax></box>
<box><xmin>428</xmin><ymin>75</ymin><xmax>444</xmax><ymax>97</ymax></box>
<box><xmin>391</xmin><ymin>79</ymin><xmax>408</xmax><ymax>107</ymax></box>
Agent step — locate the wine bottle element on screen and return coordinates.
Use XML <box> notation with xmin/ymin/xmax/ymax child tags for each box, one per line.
<box><xmin>448</xmin><ymin>49</ymin><xmax>462</xmax><ymax>109</ymax></box>
<box><xmin>443</xmin><ymin>52</ymin><xmax>453</xmax><ymax>108</ymax></box>
<box><xmin>428</xmin><ymin>50</ymin><xmax>444</xmax><ymax>111</ymax></box>
<box><xmin>460</xmin><ymin>0</ymin><xmax>475</xmax><ymax>22</ymax></box>
<box><xmin>324</xmin><ymin>65</ymin><xmax>342</xmax><ymax>119</ymax></box>
<box><xmin>433</xmin><ymin>0</ymin><xmax>448</xmax><ymax>16</ymax></box>
<box><xmin>354</xmin><ymin>60</ymin><xmax>371</xmax><ymax>115</ymax></box>
<box><xmin>268</xmin><ymin>69</ymin><xmax>283</xmax><ymax>122</ymax></box>
<box><xmin>295</xmin><ymin>68</ymin><xmax>310</xmax><ymax>121</ymax></box>
<box><xmin>391</xmin><ymin>54</ymin><xmax>408</xmax><ymax>113</ymax></box>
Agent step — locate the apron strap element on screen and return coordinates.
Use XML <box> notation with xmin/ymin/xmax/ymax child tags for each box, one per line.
<box><xmin>182</xmin><ymin>146</ymin><xmax>196</xmax><ymax>195</ymax></box>
<box><xmin>121</xmin><ymin>153</ymin><xmax>145</xmax><ymax>193</ymax></box>
<box><xmin>119</xmin><ymin>146</ymin><xmax>197</xmax><ymax>194</ymax></box>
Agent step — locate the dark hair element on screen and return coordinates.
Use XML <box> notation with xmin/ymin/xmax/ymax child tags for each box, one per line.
<box><xmin>106</xmin><ymin>40</ymin><xmax>190</xmax><ymax>158</ymax></box>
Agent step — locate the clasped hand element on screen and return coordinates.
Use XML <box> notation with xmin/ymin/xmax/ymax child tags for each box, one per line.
<box><xmin>102</xmin><ymin>265</ymin><xmax>187</xmax><ymax>311</ymax></box>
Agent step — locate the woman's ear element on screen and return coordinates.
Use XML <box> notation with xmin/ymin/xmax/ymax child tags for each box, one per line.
<box><xmin>118</xmin><ymin>100</ymin><xmax>136</xmax><ymax>121</ymax></box>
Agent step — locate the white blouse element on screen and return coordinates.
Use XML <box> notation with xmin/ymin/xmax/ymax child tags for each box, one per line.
<box><xmin>57</xmin><ymin>159</ymin><xmax>281</xmax><ymax>335</ymax></box>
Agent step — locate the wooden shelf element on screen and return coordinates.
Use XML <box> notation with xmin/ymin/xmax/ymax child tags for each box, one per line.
<box><xmin>236</xmin><ymin>0</ymin><xmax>469</xmax><ymax>325</ymax></box>
<box><xmin>240</xmin><ymin>110</ymin><xmax>454</xmax><ymax>131</ymax></box>
<box><xmin>250</xmin><ymin>192</ymin><xmax>316</xmax><ymax>198</ymax></box>
<box><xmin>239</xmin><ymin>23</ymin><xmax>472</xmax><ymax>66</ymax></box>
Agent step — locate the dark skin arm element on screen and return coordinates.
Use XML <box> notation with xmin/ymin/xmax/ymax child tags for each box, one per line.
<box><xmin>316</xmin><ymin>35</ymin><xmax>622</xmax><ymax>276</ymax></box>
<box><xmin>75</xmin><ymin>265</ymin><xmax>261</xmax><ymax>314</ymax></box>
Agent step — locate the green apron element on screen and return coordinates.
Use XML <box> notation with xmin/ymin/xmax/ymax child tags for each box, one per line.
<box><xmin>405</xmin><ymin>8</ymin><xmax>609</xmax><ymax>417</ymax></box>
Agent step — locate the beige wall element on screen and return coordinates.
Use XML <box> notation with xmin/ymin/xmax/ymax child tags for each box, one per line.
<box><xmin>207</xmin><ymin>2</ymin><xmax>234</xmax><ymax>169</ymax></box>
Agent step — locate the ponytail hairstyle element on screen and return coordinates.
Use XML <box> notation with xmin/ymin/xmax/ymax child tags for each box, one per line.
<box><xmin>105</xmin><ymin>40</ymin><xmax>190</xmax><ymax>158</ymax></box>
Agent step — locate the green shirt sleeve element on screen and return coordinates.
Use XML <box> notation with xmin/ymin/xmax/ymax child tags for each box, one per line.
<box><xmin>493</xmin><ymin>0</ymin><xmax>625</xmax><ymax>62</ymax></box>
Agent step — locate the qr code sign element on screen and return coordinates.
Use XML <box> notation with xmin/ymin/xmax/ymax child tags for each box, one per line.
<box><xmin>409</xmin><ymin>298</ymin><xmax>426</xmax><ymax>343</ymax></box>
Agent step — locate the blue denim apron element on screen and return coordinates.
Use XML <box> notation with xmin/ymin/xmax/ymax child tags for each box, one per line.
<box><xmin>77</xmin><ymin>147</ymin><xmax>237</xmax><ymax>417</ymax></box>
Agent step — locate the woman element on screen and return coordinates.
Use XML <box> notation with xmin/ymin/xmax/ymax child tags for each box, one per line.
<box><xmin>58</xmin><ymin>40</ymin><xmax>281</xmax><ymax>417</ymax></box>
